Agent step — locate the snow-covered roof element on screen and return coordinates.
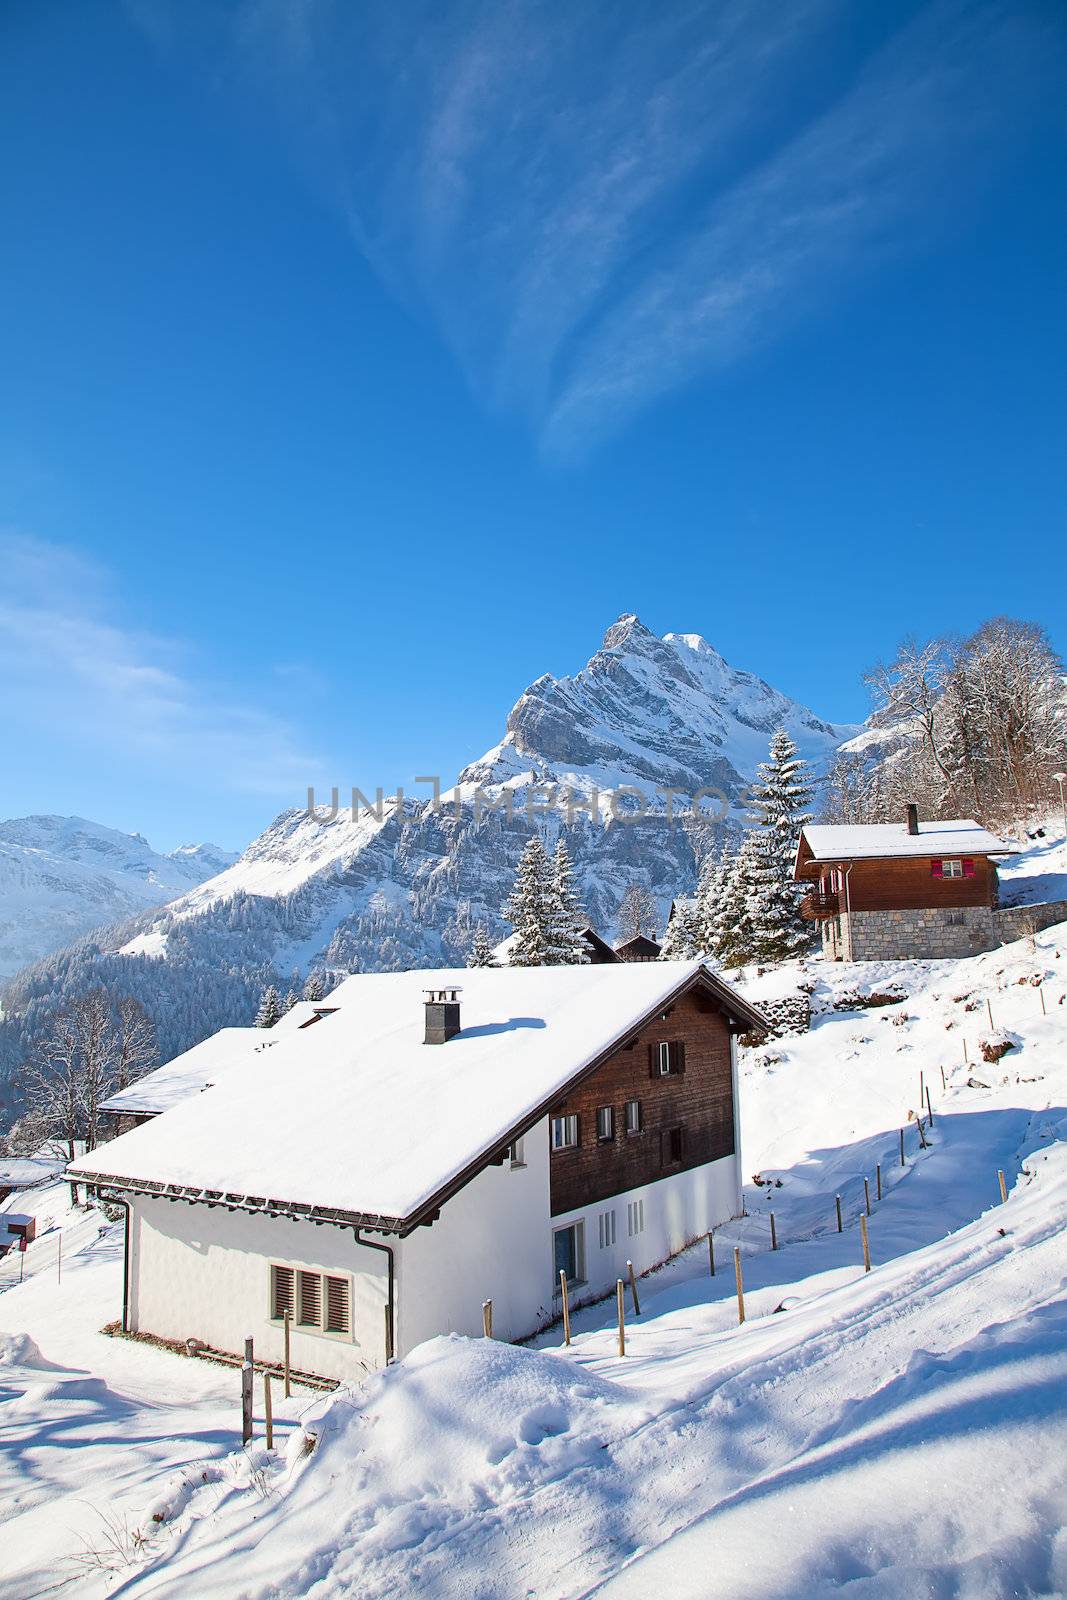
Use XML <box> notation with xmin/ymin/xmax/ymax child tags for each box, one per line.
<box><xmin>100</xmin><ymin>1027</ymin><xmax>270</xmax><ymax>1117</ymax></box>
<box><xmin>669</xmin><ymin>897</ymin><xmax>698</xmax><ymax>919</ymax></box>
<box><xmin>71</xmin><ymin>962</ymin><xmax>765</xmax><ymax>1231</ymax></box>
<box><xmin>798</xmin><ymin>820</ymin><xmax>1013</xmax><ymax>867</ymax></box>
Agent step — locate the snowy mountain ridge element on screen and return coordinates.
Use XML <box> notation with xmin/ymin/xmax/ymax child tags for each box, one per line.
<box><xmin>0</xmin><ymin>815</ymin><xmax>238</xmax><ymax>979</ymax></box>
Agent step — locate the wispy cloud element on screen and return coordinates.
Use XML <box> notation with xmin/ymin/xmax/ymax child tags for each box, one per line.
<box><xmin>0</xmin><ymin>532</ymin><xmax>326</xmax><ymax>800</ymax></box>
<box><xmin>132</xmin><ymin>0</ymin><xmax>1060</xmax><ymax>457</ymax></box>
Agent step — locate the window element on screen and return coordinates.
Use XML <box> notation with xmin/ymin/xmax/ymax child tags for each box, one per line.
<box><xmin>941</xmin><ymin>859</ymin><xmax>963</xmax><ymax>878</ymax></box>
<box><xmin>625</xmin><ymin>1099</ymin><xmax>642</xmax><ymax>1135</ymax></box>
<box><xmin>271</xmin><ymin>1262</ymin><xmax>352</xmax><ymax>1338</ymax></box>
<box><xmin>652</xmin><ymin>1040</ymin><xmax>686</xmax><ymax>1077</ymax></box>
<box><xmin>596</xmin><ymin>1105</ymin><xmax>615</xmax><ymax>1142</ymax></box>
<box><xmin>508</xmin><ymin>1137</ymin><xmax>526</xmax><ymax>1168</ymax></box>
<box><xmin>551</xmin><ymin>1115</ymin><xmax>579</xmax><ymax>1151</ymax></box>
<box><xmin>597</xmin><ymin>1209</ymin><xmax>617</xmax><ymax>1249</ymax></box>
<box><xmin>663</xmin><ymin>1126</ymin><xmax>686</xmax><ymax>1165</ymax></box>
<box><xmin>553</xmin><ymin>1221</ymin><xmax>584</xmax><ymax>1287</ymax></box>
<box><xmin>627</xmin><ymin>1199</ymin><xmax>645</xmax><ymax>1237</ymax></box>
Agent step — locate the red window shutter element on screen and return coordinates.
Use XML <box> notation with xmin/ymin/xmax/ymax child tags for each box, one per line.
<box><xmin>931</xmin><ymin>860</ymin><xmax>943</xmax><ymax>878</ymax></box>
<box><xmin>963</xmin><ymin>859</ymin><xmax>975</xmax><ymax>877</ymax></box>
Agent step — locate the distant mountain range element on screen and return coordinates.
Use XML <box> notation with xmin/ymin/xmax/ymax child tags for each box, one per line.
<box><xmin>0</xmin><ymin>816</ymin><xmax>236</xmax><ymax>979</ymax></box>
<box><xmin>0</xmin><ymin>615</ymin><xmax>858</xmax><ymax>1112</ymax></box>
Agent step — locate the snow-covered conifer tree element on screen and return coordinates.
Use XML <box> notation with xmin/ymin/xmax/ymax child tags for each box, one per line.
<box><xmin>302</xmin><ymin>971</ymin><xmax>326</xmax><ymax>1002</ymax></box>
<box><xmin>255</xmin><ymin>985</ymin><xmax>283</xmax><ymax>1028</ymax></box>
<box><xmin>283</xmin><ymin>989</ymin><xmax>299</xmax><ymax>1012</ymax></box>
<box><xmin>745</xmin><ymin>729</ymin><xmax>815</xmax><ymax>961</ymax></box>
<box><xmin>659</xmin><ymin>899</ymin><xmax>700</xmax><ymax>959</ymax></box>
<box><xmin>750</xmin><ymin>729</ymin><xmax>815</xmax><ymax>860</ymax></box>
<box><xmin>548</xmin><ymin>840</ymin><xmax>590</xmax><ymax>964</ymax></box>
<box><xmin>503</xmin><ymin>837</ymin><xmax>556</xmax><ymax>966</ymax></box>
<box><xmin>712</xmin><ymin>835</ymin><xmax>761</xmax><ymax>969</ymax></box>
<box><xmin>467</xmin><ymin>926</ymin><xmax>496</xmax><ymax>968</ymax></box>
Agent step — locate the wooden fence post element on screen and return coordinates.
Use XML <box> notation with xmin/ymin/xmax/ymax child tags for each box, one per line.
<box><xmin>860</xmin><ymin>1215</ymin><xmax>871</xmax><ymax>1274</ymax></box>
<box><xmin>919</xmin><ymin>1069</ymin><xmax>925</xmax><ymax>1108</ymax></box>
<box><xmin>707</xmin><ymin>1230</ymin><xmax>715</xmax><ymax>1277</ymax></box>
<box><xmin>998</xmin><ymin>1169</ymin><xmax>1008</xmax><ymax>1204</ymax></box>
<box><xmin>899</xmin><ymin>1127</ymin><xmax>905</xmax><ymax>1167</ymax></box>
<box><xmin>940</xmin><ymin>1065</ymin><xmax>947</xmax><ymax>1093</ymax></box>
<box><xmin>242</xmin><ymin>1336</ymin><xmax>254</xmax><ymax>1446</ymax></box>
<box><xmin>559</xmin><ymin>1269</ymin><xmax>571</xmax><ymax>1346</ymax></box>
<box><xmin>915</xmin><ymin>1115</ymin><xmax>928</xmax><ymax>1150</ymax></box>
<box><xmin>733</xmin><ymin>1248</ymin><xmax>745</xmax><ymax>1325</ymax></box>
<box><xmin>863</xmin><ymin>1178</ymin><xmax>871</xmax><ymax>1217</ymax></box>
<box><xmin>835</xmin><ymin>1194</ymin><xmax>843</xmax><ymax>1233</ymax></box>
<box><xmin>626</xmin><ymin>1259</ymin><xmax>640</xmax><ymax>1317</ymax></box>
<box><xmin>986</xmin><ymin>997</ymin><xmax>994</xmax><ymax>1030</ymax></box>
<box><xmin>1039</xmin><ymin>984</ymin><xmax>1047</xmax><ymax>1016</ymax></box>
<box><xmin>963</xmin><ymin>1037</ymin><xmax>969</xmax><ymax>1064</ymax></box>
<box><xmin>926</xmin><ymin>1086</ymin><xmax>934</xmax><ymax>1127</ymax></box>
<box><xmin>876</xmin><ymin>1162</ymin><xmax>882</xmax><ymax>1202</ymax></box>
<box><xmin>263</xmin><ymin>1372</ymin><xmax>274</xmax><ymax>1451</ymax></box>
<box><xmin>769</xmin><ymin>1212</ymin><xmax>778</xmax><ymax>1251</ymax></box>
<box><xmin>283</xmin><ymin>1309</ymin><xmax>291</xmax><ymax>1398</ymax></box>
<box><xmin>482</xmin><ymin>1299</ymin><xmax>493</xmax><ymax>1339</ymax></box>
<box><xmin>616</xmin><ymin>1280</ymin><xmax>626</xmax><ymax>1356</ymax></box>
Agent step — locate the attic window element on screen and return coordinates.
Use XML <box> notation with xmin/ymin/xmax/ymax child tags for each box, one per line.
<box><xmin>652</xmin><ymin>1040</ymin><xmax>686</xmax><ymax>1077</ymax></box>
<box><xmin>551</xmin><ymin>1115</ymin><xmax>579</xmax><ymax>1151</ymax></box>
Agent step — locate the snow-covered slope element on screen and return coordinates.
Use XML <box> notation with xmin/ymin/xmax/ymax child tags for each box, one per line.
<box><xmin>2</xmin><ymin>926</ymin><xmax>1065</xmax><ymax>1596</ymax></box>
<box><xmin>0</xmin><ymin>816</ymin><xmax>237</xmax><ymax>978</ymax></box>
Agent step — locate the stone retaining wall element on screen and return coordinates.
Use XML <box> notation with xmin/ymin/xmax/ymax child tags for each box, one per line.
<box><xmin>840</xmin><ymin>900</ymin><xmax>1067</xmax><ymax>962</ymax></box>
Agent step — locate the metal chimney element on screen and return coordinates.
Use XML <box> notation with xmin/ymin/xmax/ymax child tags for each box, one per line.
<box><xmin>906</xmin><ymin>803</ymin><xmax>919</xmax><ymax>836</ymax></box>
<box><xmin>423</xmin><ymin>986</ymin><xmax>462</xmax><ymax>1044</ymax></box>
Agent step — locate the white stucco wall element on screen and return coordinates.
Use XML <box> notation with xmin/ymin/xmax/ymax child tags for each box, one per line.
<box><xmin>392</xmin><ymin>1116</ymin><xmax>552</xmax><ymax>1354</ymax></box>
<box><xmin>128</xmin><ymin>1197</ymin><xmax>388</xmax><ymax>1383</ymax></box>
<box><xmin>549</xmin><ymin>1152</ymin><xmax>741</xmax><ymax>1312</ymax></box>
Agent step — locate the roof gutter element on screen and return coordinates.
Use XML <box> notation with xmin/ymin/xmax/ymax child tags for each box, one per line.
<box><xmin>354</xmin><ymin>1230</ymin><xmax>395</xmax><ymax>1364</ymax></box>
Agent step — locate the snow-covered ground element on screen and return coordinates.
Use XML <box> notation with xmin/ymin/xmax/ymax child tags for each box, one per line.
<box><xmin>3</xmin><ymin>920</ymin><xmax>1067</xmax><ymax>1597</ymax></box>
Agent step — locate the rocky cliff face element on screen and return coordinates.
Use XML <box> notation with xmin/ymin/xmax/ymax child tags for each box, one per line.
<box><xmin>127</xmin><ymin>615</ymin><xmax>856</xmax><ymax>974</ymax></box>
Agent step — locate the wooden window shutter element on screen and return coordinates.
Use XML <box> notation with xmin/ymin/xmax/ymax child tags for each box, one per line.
<box><xmin>298</xmin><ymin>1270</ymin><xmax>322</xmax><ymax>1328</ymax></box>
<box><xmin>931</xmin><ymin>860</ymin><xmax>943</xmax><ymax>878</ymax></box>
<box><xmin>325</xmin><ymin>1276</ymin><xmax>351</xmax><ymax>1335</ymax></box>
<box><xmin>272</xmin><ymin>1265</ymin><xmax>295</xmax><ymax>1321</ymax></box>
<box><xmin>675</xmin><ymin>1041</ymin><xmax>686</xmax><ymax>1074</ymax></box>
<box><xmin>963</xmin><ymin>858</ymin><xmax>975</xmax><ymax>877</ymax></box>
<box><xmin>649</xmin><ymin>1042</ymin><xmax>658</xmax><ymax>1079</ymax></box>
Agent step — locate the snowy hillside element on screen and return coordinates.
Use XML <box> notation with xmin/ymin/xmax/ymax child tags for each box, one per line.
<box><xmin>2</xmin><ymin>922</ymin><xmax>1065</xmax><ymax>1596</ymax></box>
<box><xmin>0</xmin><ymin>816</ymin><xmax>237</xmax><ymax>979</ymax></box>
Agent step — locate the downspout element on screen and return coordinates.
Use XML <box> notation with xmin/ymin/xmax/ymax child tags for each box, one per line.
<box><xmin>108</xmin><ymin>1195</ymin><xmax>132</xmax><ymax>1333</ymax></box>
<box><xmin>354</xmin><ymin>1229</ymin><xmax>395</xmax><ymax>1366</ymax></box>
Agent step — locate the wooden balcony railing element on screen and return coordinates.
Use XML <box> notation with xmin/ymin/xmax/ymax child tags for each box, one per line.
<box><xmin>800</xmin><ymin>891</ymin><xmax>839</xmax><ymax>921</ymax></box>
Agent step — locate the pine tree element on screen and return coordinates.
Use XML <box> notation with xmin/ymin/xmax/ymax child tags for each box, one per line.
<box><xmin>302</xmin><ymin>972</ymin><xmax>326</xmax><ymax>1002</ymax></box>
<box><xmin>659</xmin><ymin>900</ymin><xmax>700</xmax><ymax>959</ymax></box>
<box><xmin>694</xmin><ymin>845</ymin><xmax>729</xmax><ymax>957</ymax></box>
<box><xmin>283</xmin><ymin>989</ymin><xmax>299</xmax><ymax>1012</ymax></box>
<box><xmin>467</xmin><ymin>926</ymin><xmax>496</xmax><ymax>968</ymax></box>
<box><xmin>503</xmin><ymin>837</ymin><xmax>556</xmax><ymax>966</ymax></box>
<box><xmin>712</xmin><ymin>834</ymin><xmax>761</xmax><ymax>969</ymax></box>
<box><xmin>745</xmin><ymin>729</ymin><xmax>816</xmax><ymax>961</ymax></box>
<box><xmin>255</xmin><ymin>985</ymin><xmax>283</xmax><ymax>1028</ymax></box>
<box><xmin>548</xmin><ymin>840</ymin><xmax>590</xmax><ymax>964</ymax></box>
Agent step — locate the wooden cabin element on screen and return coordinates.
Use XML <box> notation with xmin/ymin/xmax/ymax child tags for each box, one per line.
<box><xmin>794</xmin><ymin>806</ymin><xmax>1014</xmax><ymax>960</ymax></box>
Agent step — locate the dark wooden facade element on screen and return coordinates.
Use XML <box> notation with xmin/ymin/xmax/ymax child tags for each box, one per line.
<box><xmin>548</xmin><ymin>987</ymin><xmax>735</xmax><ymax>1217</ymax></box>
<box><xmin>796</xmin><ymin>838</ymin><xmax>999</xmax><ymax>913</ymax></box>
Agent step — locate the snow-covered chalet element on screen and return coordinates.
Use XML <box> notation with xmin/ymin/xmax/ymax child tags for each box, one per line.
<box><xmin>69</xmin><ymin>960</ymin><xmax>766</xmax><ymax>1383</ymax></box>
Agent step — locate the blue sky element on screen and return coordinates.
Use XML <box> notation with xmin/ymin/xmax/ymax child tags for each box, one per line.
<box><xmin>2</xmin><ymin>0</ymin><xmax>1065</xmax><ymax>851</ymax></box>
